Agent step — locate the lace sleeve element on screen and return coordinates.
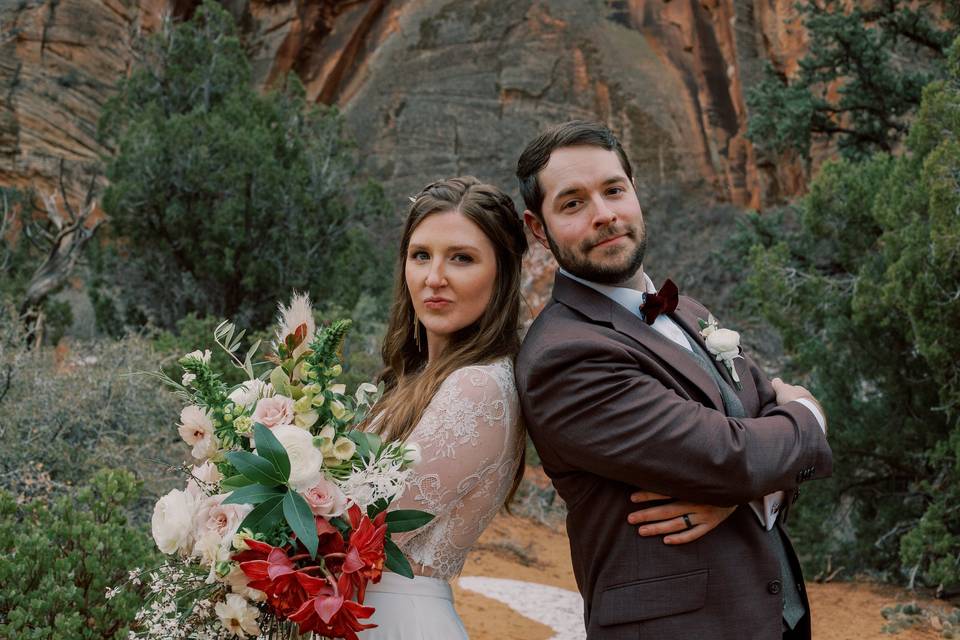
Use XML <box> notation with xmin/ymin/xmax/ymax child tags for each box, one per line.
<box><xmin>390</xmin><ymin>360</ymin><xmax>522</xmax><ymax>579</ymax></box>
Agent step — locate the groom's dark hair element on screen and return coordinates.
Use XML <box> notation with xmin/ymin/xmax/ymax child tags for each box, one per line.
<box><xmin>516</xmin><ymin>120</ymin><xmax>634</xmax><ymax>220</ymax></box>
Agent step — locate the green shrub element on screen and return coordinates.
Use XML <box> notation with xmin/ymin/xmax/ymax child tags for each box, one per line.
<box><xmin>96</xmin><ymin>1</ymin><xmax>392</xmax><ymax>333</ymax></box>
<box><xmin>739</xmin><ymin>38</ymin><xmax>960</xmax><ymax>589</ymax></box>
<box><xmin>0</xmin><ymin>469</ymin><xmax>160</xmax><ymax>639</ymax></box>
<box><xmin>0</xmin><ymin>301</ymin><xmax>185</xmax><ymax>516</ymax></box>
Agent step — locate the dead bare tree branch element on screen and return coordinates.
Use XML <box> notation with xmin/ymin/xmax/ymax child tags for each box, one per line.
<box><xmin>18</xmin><ymin>160</ymin><xmax>106</xmax><ymax>339</ymax></box>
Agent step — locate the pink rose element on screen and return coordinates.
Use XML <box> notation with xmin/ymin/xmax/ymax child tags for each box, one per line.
<box><xmin>252</xmin><ymin>395</ymin><xmax>295</xmax><ymax>429</ymax></box>
<box><xmin>302</xmin><ymin>479</ymin><xmax>349</xmax><ymax>518</ymax></box>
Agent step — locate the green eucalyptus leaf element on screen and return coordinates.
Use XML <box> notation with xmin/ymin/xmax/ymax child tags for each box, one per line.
<box><xmin>220</xmin><ymin>474</ymin><xmax>254</xmax><ymax>491</ymax></box>
<box><xmin>346</xmin><ymin>430</ymin><xmax>370</xmax><ymax>460</ymax></box>
<box><xmin>383</xmin><ymin>537</ymin><xmax>414</xmax><ymax>579</ymax></box>
<box><xmin>223</xmin><ymin>483</ymin><xmax>286</xmax><ymax>506</ymax></box>
<box><xmin>329</xmin><ymin>516</ymin><xmax>351</xmax><ymax>535</ymax></box>
<box><xmin>252</xmin><ymin>423</ymin><xmax>291</xmax><ymax>481</ymax></box>
<box><xmin>283</xmin><ymin>491</ymin><xmax>319</xmax><ymax>559</ymax></box>
<box><xmin>270</xmin><ymin>366</ymin><xmax>292</xmax><ymax>396</ymax></box>
<box><xmin>226</xmin><ymin>451</ymin><xmax>285</xmax><ymax>487</ymax></box>
<box><xmin>237</xmin><ymin>494</ymin><xmax>285</xmax><ymax>534</ymax></box>
<box><xmin>366</xmin><ymin>497</ymin><xmax>389</xmax><ymax>519</ymax></box>
<box><xmin>385</xmin><ymin>509</ymin><xmax>434</xmax><ymax>533</ymax></box>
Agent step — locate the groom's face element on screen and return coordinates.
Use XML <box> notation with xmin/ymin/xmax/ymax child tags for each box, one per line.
<box><xmin>524</xmin><ymin>145</ymin><xmax>646</xmax><ymax>285</ymax></box>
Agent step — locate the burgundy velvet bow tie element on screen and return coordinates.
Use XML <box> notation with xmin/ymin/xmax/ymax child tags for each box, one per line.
<box><xmin>639</xmin><ymin>278</ymin><xmax>679</xmax><ymax>325</ymax></box>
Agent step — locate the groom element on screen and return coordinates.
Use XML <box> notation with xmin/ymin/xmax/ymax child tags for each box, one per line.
<box><xmin>514</xmin><ymin>121</ymin><xmax>832</xmax><ymax>640</ymax></box>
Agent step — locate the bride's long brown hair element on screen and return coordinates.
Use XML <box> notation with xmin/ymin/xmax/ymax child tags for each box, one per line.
<box><xmin>366</xmin><ymin>176</ymin><xmax>528</xmax><ymax>508</ymax></box>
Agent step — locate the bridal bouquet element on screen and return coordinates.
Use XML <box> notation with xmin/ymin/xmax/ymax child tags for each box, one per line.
<box><xmin>129</xmin><ymin>294</ymin><xmax>431</xmax><ymax>640</ymax></box>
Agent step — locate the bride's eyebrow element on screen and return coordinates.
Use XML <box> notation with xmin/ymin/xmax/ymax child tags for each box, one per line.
<box><xmin>407</xmin><ymin>243</ymin><xmax>479</xmax><ymax>252</ymax></box>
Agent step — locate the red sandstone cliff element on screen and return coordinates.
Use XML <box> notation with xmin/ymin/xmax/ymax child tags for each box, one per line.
<box><xmin>0</xmin><ymin>0</ymin><xmax>844</xmax><ymax>314</ymax></box>
<box><xmin>1</xmin><ymin>0</ymin><xmax>824</xmax><ymax>207</ymax></box>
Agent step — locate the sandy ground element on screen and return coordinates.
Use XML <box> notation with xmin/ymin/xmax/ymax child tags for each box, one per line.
<box><xmin>453</xmin><ymin>513</ymin><xmax>951</xmax><ymax>640</ymax></box>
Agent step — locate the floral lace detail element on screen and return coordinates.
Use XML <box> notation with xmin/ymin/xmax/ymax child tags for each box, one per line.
<box><xmin>389</xmin><ymin>357</ymin><xmax>522</xmax><ymax>581</ymax></box>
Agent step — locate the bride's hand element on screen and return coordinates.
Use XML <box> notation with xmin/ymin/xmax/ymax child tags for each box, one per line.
<box><xmin>627</xmin><ymin>491</ymin><xmax>737</xmax><ymax>545</ymax></box>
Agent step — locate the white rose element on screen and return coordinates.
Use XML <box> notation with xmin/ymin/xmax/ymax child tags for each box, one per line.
<box><xmin>214</xmin><ymin>593</ymin><xmax>261</xmax><ymax>638</ymax></box>
<box><xmin>151</xmin><ymin>488</ymin><xmax>199</xmax><ymax>555</ymax></box>
<box><xmin>267</xmin><ymin>425</ymin><xmax>324</xmax><ymax>491</ymax></box>
<box><xmin>704</xmin><ymin>328</ymin><xmax>740</xmax><ymax>356</ymax></box>
<box><xmin>228</xmin><ymin>379</ymin><xmax>274</xmax><ymax>409</ymax></box>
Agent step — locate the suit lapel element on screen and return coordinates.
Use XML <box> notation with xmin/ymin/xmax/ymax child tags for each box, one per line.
<box><xmin>552</xmin><ymin>274</ymin><xmax>726</xmax><ymax>412</ymax></box>
<box><xmin>671</xmin><ymin>298</ymin><xmax>737</xmax><ymax>389</ymax></box>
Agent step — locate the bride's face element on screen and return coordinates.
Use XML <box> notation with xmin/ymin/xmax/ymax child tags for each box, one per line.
<box><xmin>405</xmin><ymin>210</ymin><xmax>497</xmax><ymax>357</ymax></box>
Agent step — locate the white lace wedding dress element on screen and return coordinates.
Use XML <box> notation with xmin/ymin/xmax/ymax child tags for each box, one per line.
<box><xmin>359</xmin><ymin>357</ymin><xmax>524</xmax><ymax>639</ymax></box>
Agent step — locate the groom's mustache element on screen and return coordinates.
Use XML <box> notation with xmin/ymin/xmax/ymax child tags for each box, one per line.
<box><xmin>583</xmin><ymin>225</ymin><xmax>637</xmax><ymax>251</ymax></box>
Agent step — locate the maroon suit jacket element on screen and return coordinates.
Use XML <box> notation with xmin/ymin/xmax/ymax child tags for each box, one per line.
<box><xmin>515</xmin><ymin>273</ymin><xmax>833</xmax><ymax>639</ymax></box>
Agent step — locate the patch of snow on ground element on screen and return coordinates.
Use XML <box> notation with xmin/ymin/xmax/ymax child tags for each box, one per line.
<box><xmin>458</xmin><ymin>576</ymin><xmax>587</xmax><ymax>640</ymax></box>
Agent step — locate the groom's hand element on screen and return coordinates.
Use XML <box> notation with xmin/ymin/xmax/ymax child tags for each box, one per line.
<box><xmin>627</xmin><ymin>491</ymin><xmax>737</xmax><ymax>545</ymax></box>
<box><xmin>771</xmin><ymin>378</ymin><xmax>827</xmax><ymax>433</ymax></box>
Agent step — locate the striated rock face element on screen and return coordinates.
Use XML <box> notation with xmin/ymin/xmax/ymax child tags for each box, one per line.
<box><xmin>2</xmin><ymin>0</ymin><xmax>818</xmax><ymax>316</ymax></box>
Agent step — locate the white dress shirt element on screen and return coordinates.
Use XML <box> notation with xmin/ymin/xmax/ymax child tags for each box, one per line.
<box><xmin>559</xmin><ymin>269</ymin><xmax>826</xmax><ymax>530</ymax></box>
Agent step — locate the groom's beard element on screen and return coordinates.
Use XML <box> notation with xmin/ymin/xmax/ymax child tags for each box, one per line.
<box><xmin>544</xmin><ymin>223</ymin><xmax>646</xmax><ymax>286</ymax></box>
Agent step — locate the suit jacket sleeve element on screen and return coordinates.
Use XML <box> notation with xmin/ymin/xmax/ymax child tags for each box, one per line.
<box><xmin>519</xmin><ymin>336</ymin><xmax>832</xmax><ymax>506</ymax></box>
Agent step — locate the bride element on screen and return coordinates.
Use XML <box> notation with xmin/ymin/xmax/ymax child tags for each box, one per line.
<box><xmin>359</xmin><ymin>176</ymin><xmax>528</xmax><ymax>638</ymax></box>
<box><xmin>357</xmin><ymin>176</ymin><xmax>734</xmax><ymax>638</ymax></box>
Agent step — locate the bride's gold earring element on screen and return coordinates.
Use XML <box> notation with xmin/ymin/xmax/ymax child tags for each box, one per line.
<box><xmin>413</xmin><ymin>313</ymin><xmax>422</xmax><ymax>352</ymax></box>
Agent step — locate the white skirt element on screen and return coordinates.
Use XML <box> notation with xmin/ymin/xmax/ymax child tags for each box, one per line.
<box><xmin>357</xmin><ymin>572</ymin><xmax>469</xmax><ymax>639</ymax></box>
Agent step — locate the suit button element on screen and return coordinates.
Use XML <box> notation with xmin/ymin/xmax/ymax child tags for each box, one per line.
<box><xmin>767</xmin><ymin>580</ymin><xmax>782</xmax><ymax>595</ymax></box>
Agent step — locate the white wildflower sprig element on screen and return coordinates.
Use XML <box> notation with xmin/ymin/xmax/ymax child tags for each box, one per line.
<box><xmin>337</xmin><ymin>443</ymin><xmax>412</xmax><ymax>510</ymax></box>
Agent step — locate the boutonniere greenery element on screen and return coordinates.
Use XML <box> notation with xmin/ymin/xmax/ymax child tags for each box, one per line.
<box><xmin>698</xmin><ymin>314</ymin><xmax>743</xmax><ymax>390</ymax></box>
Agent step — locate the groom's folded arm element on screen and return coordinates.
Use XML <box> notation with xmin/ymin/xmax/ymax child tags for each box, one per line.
<box><xmin>522</xmin><ymin>339</ymin><xmax>832</xmax><ymax>506</ymax></box>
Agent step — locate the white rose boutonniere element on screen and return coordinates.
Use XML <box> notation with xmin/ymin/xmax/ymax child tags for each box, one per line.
<box><xmin>699</xmin><ymin>314</ymin><xmax>744</xmax><ymax>390</ymax></box>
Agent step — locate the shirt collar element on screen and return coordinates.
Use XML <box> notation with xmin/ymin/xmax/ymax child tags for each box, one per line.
<box><xmin>559</xmin><ymin>268</ymin><xmax>656</xmax><ymax>320</ymax></box>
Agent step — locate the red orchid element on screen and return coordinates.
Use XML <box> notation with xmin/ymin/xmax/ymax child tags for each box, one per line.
<box><xmin>342</xmin><ymin>504</ymin><xmax>388</xmax><ymax>602</ymax></box>
<box><xmin>289</xmin><ymin>573</ymin><xmax>377</xmax><ymax>640</ymax></box>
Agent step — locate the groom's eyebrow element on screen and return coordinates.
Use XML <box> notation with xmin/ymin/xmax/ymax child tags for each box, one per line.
<box><xmin>553</xmin><ymin>177</ymin><xmax>626</xmax><ymax>202</ymax></box>
<box><xmin>555</xmin><ymin>186</ymin><xmax>583</xmax><ymax>201</ymax></box>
